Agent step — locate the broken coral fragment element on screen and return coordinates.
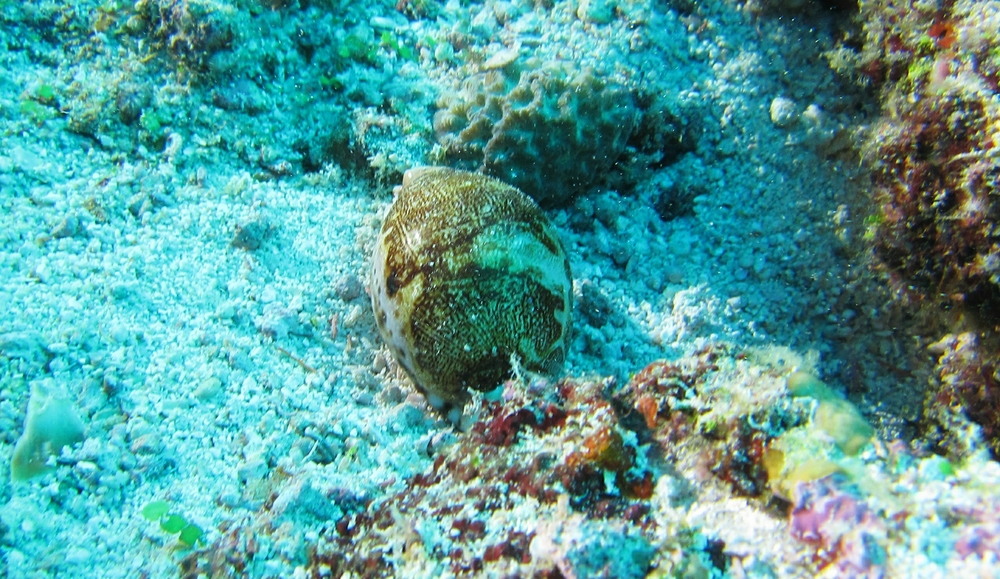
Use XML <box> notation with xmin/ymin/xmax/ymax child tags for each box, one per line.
<box><xmin>530</xmin><ymin>496</ymin><xmax>654</xmax><ymax>579</ymax></box>
<box><xmin>10</xmin><ymin>378</ymin><xmax>87</xmax><ymax>481</ymax></box>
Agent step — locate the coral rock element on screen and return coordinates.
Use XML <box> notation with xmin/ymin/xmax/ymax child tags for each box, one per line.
<box><xmin>927</xmin><ymin>332</ymin><xmax>1000</xmax><ymax>459</ymax></box>
<box><xmin>434</xmin><ymin>60</ymin><xmax>638</xmax><ymax>206</ymax></box>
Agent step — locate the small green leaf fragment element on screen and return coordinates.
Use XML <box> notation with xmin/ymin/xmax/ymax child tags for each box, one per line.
<box><xmin>862</xmin><ymin>214</ymin><xmax>883</xmax><ymax>227</ymax></box>
<box><xmin>178</xmin><ymin>523</ymin><xmax>204</xmax><ymax>546</ymax></box>
<box><xmin>20</xmin><ymin>100</ymin><xmax>51</xmax><ymax>121</ymax></box>
<box><xmin>141</xmin><ymin>500</ymin><xmax>171</xmax><ymax>521</ymax></box>
<box><xmin>341</xmin><ymin>33</ymin><xmax>371</xmax><ymax>62</ymax></box>
<box><xmin>916</xmin><ymin>35</ymin><xmax>935</xmax><ymax>56</ymax></box>
<box><xmin>160</xmin><ymin>513</ymin><xmax>188</xmax><ymax>534</ymax></box>
<box><xmin>938</xmin><ymin>459</ymin><xmax>955</xmax><ymax>477</ymax></box>
<box><xmin>37</xmin><ymin>84</ymin><xmax>55</xmax><ymax>101</ymax></box>
<box><xmin>319</xmin><ymin>75</ymin><xmax>343</xmax><ymax>91</ymax></box>
<box><xmin>139</xmin><ymin>110</ymin><xmax>163</xmax><ymax>134</ymax></box>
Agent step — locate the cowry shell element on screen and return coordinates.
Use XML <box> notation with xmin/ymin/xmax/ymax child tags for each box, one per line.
<box><xmin>370</xmin><ymin>167</ymin><xmax>573</xmax><ymax>416</ymax></box>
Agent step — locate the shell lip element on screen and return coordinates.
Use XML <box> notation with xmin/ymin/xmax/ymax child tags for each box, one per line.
<box><xmin>401</xmin><ymin>166</ymin><xmax>440</xmax><ymax>187</ymax></box>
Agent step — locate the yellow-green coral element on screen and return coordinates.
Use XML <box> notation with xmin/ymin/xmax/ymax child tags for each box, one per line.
<box><xmin>787</xmin><ymin>371</ymin><xmax>874</xmax><ymax>456</ymax></box>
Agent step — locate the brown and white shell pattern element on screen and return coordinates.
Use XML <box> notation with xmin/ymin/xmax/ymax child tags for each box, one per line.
<box><xmin>370</xmin><ymin>166</ymin><xmax>573</xmax><ymax>413</ymax></box>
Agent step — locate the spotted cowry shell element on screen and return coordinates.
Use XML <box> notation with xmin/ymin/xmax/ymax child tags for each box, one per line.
<box><xmin>371</xmin><ymin>166</ymin><xmax>573</xmax><ymax>414</ymax></box>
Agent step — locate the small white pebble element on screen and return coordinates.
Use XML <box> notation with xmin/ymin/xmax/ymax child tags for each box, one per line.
<box><xmin>769</xmin><ymin>96</ymin><xmax>798</xmax><ymax>128</ymax></box>
<box><xmin>65</xmin><ymin>547</ymin><xmax>92</xmax><ymax>564</ymax></box>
